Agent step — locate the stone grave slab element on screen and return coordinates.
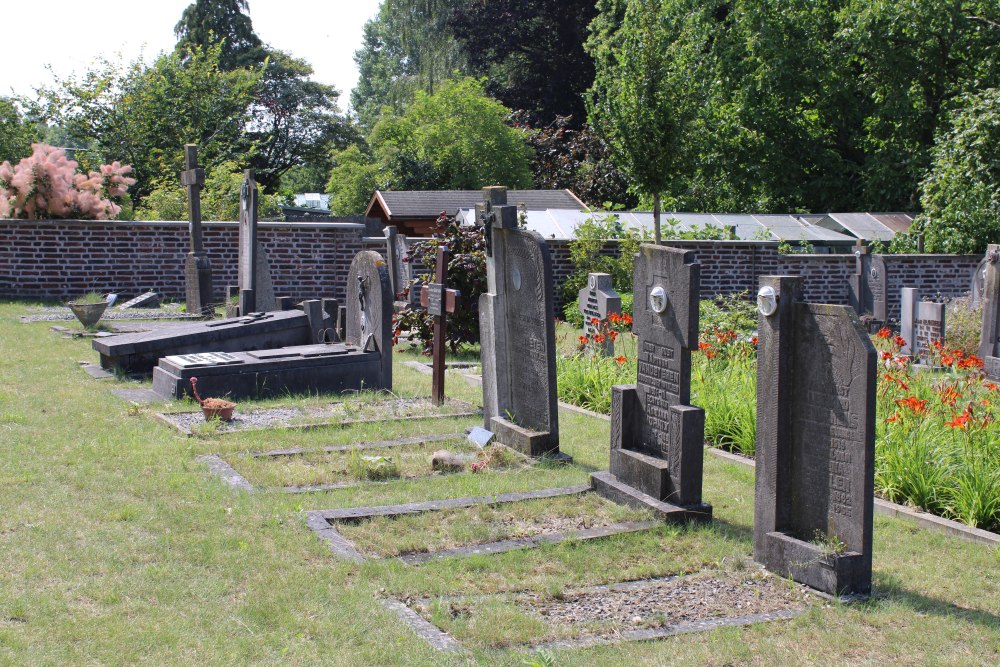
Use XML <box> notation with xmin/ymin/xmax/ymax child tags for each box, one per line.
<box><xmin>117</xmin><ymin>292</ymin><xmax>161</xmax><ymax>310</ymax></box>
<box><xmin>591</xmin><ymin>244</ymin><xmax>712</xmax><ymax>522</ymax></box>
<box><xmin>899</xmin><ymin>288</ymin><xmax>945</xmax><ymax>362</ymax></box>
<box><xmin>477</xmin><ymin>187</ymin><xmax>567</xmax><ymax>461</ymax></box>
<box><xmin>578</xmin><ymin>272</ymin><xmax>622</xmax><ymax>355</ymax></box>
<box><xmin>754</xmin><ymin>276</ymin><xmax>876</xmax><ymax>597</ymax></box>
<box><xmin>980</xmin><ymin>245</ymin><xmax>1000</xmax><ymax>380</ymax></box>
<box><xmin>847</xmin><ymin>242</ymin><xmax>887</xmax><ymax>327</ymax></box>
<box><xmin>93</xmin><ymin>308</ymin><xmax>324</xmax><ymax>374</ymax></box>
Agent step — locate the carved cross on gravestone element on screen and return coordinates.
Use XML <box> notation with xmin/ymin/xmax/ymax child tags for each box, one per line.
<box><xmin>578</xmin><ymin>272</ymin><xmax>622</xmax><ymax>356</ymax></box>
<box><xmin>420</xmin><ymin>246</ymin><xmax>461</xmax><ymax>406</ymax></box>
<box><xmin>181</xmin><ymin>144</ymin><xmax>214</xmax><ymax>316</ymax></box>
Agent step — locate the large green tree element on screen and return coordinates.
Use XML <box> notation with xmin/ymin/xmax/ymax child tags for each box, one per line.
<box><xmin>0</xmin><ymin>98</ymin><xmax>39</xmax><ymax>164</ymax></box>
<box><xmin>174</xmin><ymin>0</ymin><xmax>265</xmax><ymax>70</ymax></box>
<box><xmin>329</xmin><ymin>77</ymin><xmax>534</xmax><ymax>214</ymax></box>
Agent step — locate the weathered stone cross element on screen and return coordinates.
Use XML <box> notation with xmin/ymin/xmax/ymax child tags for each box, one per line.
<box><xmin>420</xmin><ymin>246</ymin><xmax>461</xmax><ymax>405</ymax></box>
<box><xmin>181</xmin><ymin>144</ymin><xmax>213</xmax><ymax>316</ymax></box>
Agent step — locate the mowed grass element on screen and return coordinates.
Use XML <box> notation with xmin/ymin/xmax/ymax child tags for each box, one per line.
<box><xmin>0</xmin><ymin>300</ymin><xmax>995</xmax><ymax>665</ymax></box>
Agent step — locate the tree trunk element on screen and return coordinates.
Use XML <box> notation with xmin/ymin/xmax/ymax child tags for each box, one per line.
<box><xmin>653</xmin><ymin>191</ymin><xmax>661</xmax><ymax>244</ymax></box>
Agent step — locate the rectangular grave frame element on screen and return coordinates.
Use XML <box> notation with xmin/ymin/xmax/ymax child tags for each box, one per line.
<box><xmin>305</xmin><ymin>484</ymin><xmax>660</xmax><ymax>564</ymax></box>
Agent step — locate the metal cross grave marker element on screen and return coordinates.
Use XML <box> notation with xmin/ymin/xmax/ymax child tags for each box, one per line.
<box><xmin>420</xmin><ymin>246</ymin><xmax>461</xmax><ymax>405</ymax></box>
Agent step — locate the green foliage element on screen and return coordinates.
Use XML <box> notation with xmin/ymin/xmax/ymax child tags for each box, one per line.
<box><xmin>136</xmin><ymin>160</ymin><xmax>286</xmax><ymax>221</ymax></box>
<box><xmin>347</xmin><ymin>450</ymin><xmax>401</xmax><ymax>482</ymax></box>
<box><xmin>174</xmin><ymin>0</ymin><xmax>265</xmax><ymax>70</ymax></box>
<box><xmin>945</xmin><ymin>297</ymin><xmax>984</xmax><ymax>357</ymax></box>
<box><xmin>0</xmin><ymin>98</ymin><xmax>39</xmax><ymax>164</ymax></box>
<box><xmin>562</xmin><ymin>212</ymin><xmax>650</xmax><ymax>307</ymax></box>
<box><xmin>914</xmin><ymin>88</ymin><xmax>1000</xmax><ymax>253</ymax></box>
<box><xmin>699</xmin><ymin>291</ymin><xmax>758</xmax><ymax>341</ymax></box>
<box><xmin>328</xmin><ymin>78</ymin><xmax>534</xmax><ymax>215</ymax></box>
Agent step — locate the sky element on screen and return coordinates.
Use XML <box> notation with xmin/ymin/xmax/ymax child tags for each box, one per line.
<box><xmin>3</xmin><ymin>0</ymin><xmax>382</xmax><ymax>110</ymax></box>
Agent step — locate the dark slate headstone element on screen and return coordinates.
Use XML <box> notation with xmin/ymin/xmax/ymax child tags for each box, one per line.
<box><xmin>118</xmin><ymin>291</ymin><xmax>160</xmax><ymax>310</ymax></box>
<box><xmin>847</xmin><ymin>243</ymin><xmax>887</xmax><ymax>326</ymax></box>
<box><xmin>591</xmin><ymin>244</ymin><xmax>711</xmax><ymax>521</ymax></box>
<box><xmin>477</xmin><ymin>187</ymin><xmax>567</xmax><ymax>460</ymax></box>
<box><xmin>578</xmin><ymin>272</ymin><xmax>622</xmax><ymax>356</ymax></box>
<box><xmin>979</xmin><ymin>245</ymin><xmax>1000</xmax><ymax>380</ymax></box>
<box><xmin>754</xmin><ymin>276</ymin><xmax>876</xmax><ymax>597</ymax></box>
<box><xmin>899</xmin><ymin>288</ymin><xmax>945</xmax><ymax>362</ymax></box>
<box><xmin>237</xmin><ymin>170</ymin><xmax>277</xmax><ymax>313</ymax></box>
<box><xmin>346</xmin><ymin>250</ymin><xmax>393</xmax><ymax>389</ymax></box>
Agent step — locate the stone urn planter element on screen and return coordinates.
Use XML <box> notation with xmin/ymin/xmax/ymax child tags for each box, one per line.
<box><xmin>189</xmin><ymin>377</ymin><xmax>236</xmax><ymax>421</ymax></box>
<box><xmin>67</xmin><ymin>300</ymin><xmax>109</xmax><ymax>328</ymax></box>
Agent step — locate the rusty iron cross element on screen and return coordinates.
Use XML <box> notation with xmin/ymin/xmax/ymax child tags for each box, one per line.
<box><xmin>420</xmin><ymin>246</ymin><xmax>461</xmax><ymax>406</ymax></box>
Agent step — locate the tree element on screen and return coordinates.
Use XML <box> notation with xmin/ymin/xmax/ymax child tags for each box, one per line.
<box><xmin>914</xmin><ymin>88</ymin><xmax>1000</xmax><ymax>253</ymax></box>
<box><xmin>0</xmin><ymin>98</ymin><xmax>39</xmax><ymax>165</ymax></box>
<box><xmin>136</xmin><ymin>160</ymin><xmax>285</xmax><ymax>221</ymax></box>
<box><xmin>328</xmin><ymin>78</ymin><xmax>534</xmax><ymax>214</ymax></box>
<box><xmin>174</xmin><ymin>0</ymin><xmax>265</xmax><ymax>70</ymax></box>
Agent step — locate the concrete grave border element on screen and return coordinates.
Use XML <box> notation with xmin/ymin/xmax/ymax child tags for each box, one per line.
<box><xmin>382</xmin><ymin>571</ymin><xmax>810</xmax><ymax>653</ymax></box>
<box><xmin>305</xmin><ymin>484</ymin><xmax>660</xmax><ymax>564</ymax></box>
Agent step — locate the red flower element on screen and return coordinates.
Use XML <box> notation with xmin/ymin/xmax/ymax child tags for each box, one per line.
<box><xmin>593</xmin><ymin>333</ymin><xmax>606</xmax><ymax>344</ymax></box>
<box><xmin>893</xmin><ymin>335</ymin><xmax>907</xmax><ymax>348</ymax></box>
<box><xmin>896</xmin><ymin>395</ymin><xmax>928</xmax><ymax>415</ymax></box>
<box><xmin>591</xmin><ymin>317</ymin><xmax>601</xmax><ymax>327</ymax></box>
<box><xmin>578</xmin><ymin>336</ymin><xmax>588</xmax><ymax>346</ymax></box>
<box><xmin>885</xmin><ymin>413</ymin><xmax>900</xmax><ymax>423</ymax></box>
<box><xmin>881</xmin><ymin>351</ymin><xmax>893</xmax><ymax>361</ymax></box>
<box><xmin>958</xmin><ymin>355</ymin><xmax>985</xmax><ymax>370</ymax></box>
<box><xmin>940</xmin><ymin>385</ymin><xmax>962</xmax><ymax>406</ymax></box>
<box><xmin>751</xmin><ymin>336</ymin><xmax>759</xmax><ymax>346</ymax></box>
<box><xmin>945</xmin><ymin>408</ymin><xmax>973</xmax><ymax>429</ymax></box>
<box><xmin>622</xmin><ymin>313</ymin><xmax>633</xmax><ymax>326</ymax></box>
<box><xmin>609</xmin><ymin>330</ymin><xmax>619</xmax><ymax>341</ymax></box>
<box><xmin>614</xmin><ymin>355</ymin><xmax>627</xmax><ymax>366</ymax></box>
<box><xmin>877</xmin><ymin>327</ymin><xmax>892</xmax><ymax>339</ymax></box>
<box><xmin>608</xmin><ymin>312</ymin><xmax>621</xmax><ymax>324</ymax></box>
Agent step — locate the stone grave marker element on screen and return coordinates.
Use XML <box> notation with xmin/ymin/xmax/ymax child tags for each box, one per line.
<box><xmin>420</xmin><ymin>246</ymin><xmax>461</xmax><ymax>405</ymax></box>
<box><xmin>971</xmin><ymin>256</ymin><xmax>988</xmax><ymax>308</ymax></box>
<box><xmin>182</xmin><ymin>144</ymin><xmax>214</xmax><ymax>316</ymax></box>
<box><xmin>754</xmin><ymin>275</ymin><xmax>876</xmax><ymax>597</ymax></box>
<box><xmin>237</xmin><ymin>170</ymin><xmax>277</xmax><ymax>314</ymax></box>
<box><xmin>847</xmin><ymin>240</ymin><xmax>887</xmax><ymax>326</ymax></box>
<box><xmin>346</xmin><ymin>249</ymin><xmax>394</xmax><ymax>389</ymax></box>
<box><xmin>477</xmin><ymin>186</ymin><xmax>568</xmax><ymax>461</ymax></box>
<box><xmin>578</xmin><ymin>272</ymin><xmax>622</xmax><ymax>356</ymax></box>
<box><xmin>899</xmin><ymin>288</ymin><xmax>945</xmax><ymax>362</ymax></box>
<box><xmin>591</xmin><ymin>244</ymin><xmax>711</xmax><ymax>521</ymax></box>
<box><xmin>118</xmin><ymin>291</ymin><xmax>160</xmax><ymax>310</ymax></box>
<box><xmin>979</xmin><ymin>245</ymin><xmax>1000</xmax><ymax>380</ymax></box>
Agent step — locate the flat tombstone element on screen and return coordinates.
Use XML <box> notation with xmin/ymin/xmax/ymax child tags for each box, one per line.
<box><xmin>346</xmin><ymin>250</ymin><xmax>393</xmax><ymax>388</ymax></box>
<box><xmin>237</xmin><ymin>170</ymin><xmax>277</xmax><ymax>313</ymax></box>
<box><xmin>578</xmin><ymin>272</ymin><xmax>622</xmax><ymax>356</ymax></box>
<box><xmin>979</xmin><ymin>245</ymin><xmax>1000</xmax><ymax>379</ymax></box>
<box><xmin>591</xmin><ymin>244</ymin><xmax>710</xmax><ymax>521</ymax></box>
<box><xmin>477</xmin><ymin>187</ymin><xmax>566</xmax><ymax>460</ymax></box>
<box><xmin>754</xmin><ymin>276</ymin><xmax>876</xmax><ymax>597</ymax></box>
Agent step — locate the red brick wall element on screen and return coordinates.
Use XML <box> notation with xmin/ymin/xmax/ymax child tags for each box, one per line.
<box><xmin>0</xmin><ymin>221</ymin><xmax>981</xmax><ymax>323</ymax></box>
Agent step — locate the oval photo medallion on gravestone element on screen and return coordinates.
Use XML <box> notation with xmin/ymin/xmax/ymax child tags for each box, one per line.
<box><xmin>589</xmin><ymin>274</ymin><xmax>597</xmax><ymax>290</ymax></box>
<box><xmin>758</xmin><ymin>286</ymin><xmax>778</xmax><ymax>317</ymax></box>
<box><xmin>511</xmin><ymin>266</ymin><xmax>522</xmax><ymax>291</ymax></box>
<box><xmin>649</xmin><ymin>286</ymin><xmax>667</xmax><ymax>313</ymax></box>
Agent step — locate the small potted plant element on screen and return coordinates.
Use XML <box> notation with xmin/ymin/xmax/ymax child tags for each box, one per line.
<box><xmin>67</xmin><ymin>291</ymin><xmax>109</xmax><ymax>328</ymax></box>
<box><xmin>189</xmin><ymin>377</ymin><xmax>236</xmax><ymax>421</ymax></box>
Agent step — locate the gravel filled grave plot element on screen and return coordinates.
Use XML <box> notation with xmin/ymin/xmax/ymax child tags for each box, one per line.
<box><xmin>217</xmin><ymin>434</ymin><xmax>529</xmax><ymax>492</ymax></box>
<box><xmin>154</xmin><ymin>397</ymin><xmax>479</xmax><ymax>436</ymax></box>
<box><xmin>21</xmin><ymin>305</ymin><xmax>199</xmax><ymax>323</ymax></box>
<box><xmin>308</xmin><ymin>488</ymin><xmax>660</xmax><ymax>563</ymax></box>
<box><xmin>399</xmin><ymin>567</ymin><xmax>813</xmax><ymax>650</ymax></box>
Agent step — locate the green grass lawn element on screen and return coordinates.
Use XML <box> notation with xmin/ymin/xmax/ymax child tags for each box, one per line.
<box><xmin>0</xmin><ymin>301</ymin><xmax>998</xmax><ymax>665</ymax></box>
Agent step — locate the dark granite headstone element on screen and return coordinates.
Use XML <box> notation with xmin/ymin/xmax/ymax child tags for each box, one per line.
<box><xmin>477</xmin><ymin>187</ymin><xmax>567</xmax><ymax>461</ymax></box>
<box><xmin>181</xmin><ymin>144</ymin><xmax>214</xmax><ymax>317</ymax></box>
<box><xmin>237</xmin><ymin>170</ymin><xmax>277</xmax><ymax>314</ymax></box>
<box><xmin>578</xmin><ymin>272</ymin><xmax>622</xmax><ymax>356</ymax></box>
<box><xmin>847</xmin><ymin>242</ymin><xmax>887</xmax><ymax>326</ymax></box>
<box><xmin>979</xmin><ymin>245</ymin><xmax>1000</xmax><ymax>380</ymax></box>
<box><xmin>899</xmin><ymin>288</ymin><xmax>945</xmax><ymax>362</ymax></box>
<box><xmin>591</xmin><ymin>244</ymin><xmax>711</xmax><ymax>521</ymax></box>
<box><xmin>754</xmin><ymin>276</ymin><xmax>876</xmax><ymax>597</ymax></box>
<box><xmin>346</xmin><ymin>250</ymin><xmax>393</xmax><ymax>389</ymax></box>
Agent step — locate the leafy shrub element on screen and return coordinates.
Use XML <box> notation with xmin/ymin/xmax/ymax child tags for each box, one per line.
<box><xmin>562</xmin><ymin>212</ymin><xmax>649</xmax><ymax>307</ymax></box>
<box><xmin>136</xmin><ymin>160</ymin><xmax>286</xmax><ymax>221</ymax></box>
<box><xmin>347</xmin><ymin>450</ymin><xmax>400</xmax><ymax>481</ymax></box>
<box><xmin>945</xmin><ymin>296</ymin><xmax>983</xmax><ymax>357</ymax></box>
<box><xmin>0</xmin><ymin>143</ymin><xmax>135</xmax><ymax>219</ymax></box>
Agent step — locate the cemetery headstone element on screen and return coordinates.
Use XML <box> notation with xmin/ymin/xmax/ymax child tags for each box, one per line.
<box><xmin>477</xmin><ymin>187</ymin><xmax>568</xmax><ymax>461</ymax></box>
<box><xmin>237</xmin><ymin>170</ymin><xmax>277</xmax><ymax>314</ymax></box>
<box><xmin>346</xmin><ymin>250</ymin><xmax>394</xmax><ymax>389</ymax></box>
<box><xmin>847</xmin><ymin>240</ymin><xmax>887</xmax><ymax>327</ymax></box>
<box><xmin>420</xmin><ymin>246</ymin><xmax>461</xmax><ymax>405</ymax></box>
<box><xmin>979</xmin><ymin>244</ymin><xmax>1000</xmax><ymax>379</ymax></box>
<box><xmin>578</xmin><ymin>272</ymin><xmax>622</xmax><ymax>356</ymax></box>
<box><xmin>899</xmin><ymin>288</ymin><xmax>946</xmax><ymax>362</ymax></box>
<box><xmin>754</xmin><ymin>275</ymin><xmax>876</xmax><ymax>597</ymax></box>
<box><xmin>182</xmin><ymin>144</ymin><xmax>215</xmax><ymax>317</ymax></box>
<box><xmin>590</xmin><ymin>244</ymin><xmax>712</xmax><ymax>521</ymax></box>
<box><xmin>971</xmin><ymin>257</ymin><xmax>988</xmax><ymax>308</ymax></box>
<box><xmin>118</xmin><ymin>291</ymin><xmax>160</xmax><ymax>310</ymax></box>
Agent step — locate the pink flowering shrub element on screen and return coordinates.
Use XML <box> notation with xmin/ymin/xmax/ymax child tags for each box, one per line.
<box><xmin>0</xmin><ymin>144</ymin><xmax>136</xmax><ymax>220</ymax></box>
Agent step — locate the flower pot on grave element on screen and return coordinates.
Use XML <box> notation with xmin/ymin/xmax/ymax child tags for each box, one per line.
<box><xmin>67</xmin><ymin>301</ymin><xmax>108</xmax><ymax>328</ymax></box>
<box><xmin>200</xmin><ymin>398</ymin><xmax>236</xmax><ymax>421</ymax></box>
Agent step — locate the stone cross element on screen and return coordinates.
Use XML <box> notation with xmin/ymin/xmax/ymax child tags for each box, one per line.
<box><xmin>591</xmin><ymin>244</ymin><xmax>711</xmax><ymax>521</ymax></box>
<box><xmin>899</xmin><ymin>288</ymin><xmax>945</xmax><ymax>362</ymax></box>
<box><xmin>979</xmin><ymin>244</ymin><xmax>1000</xmax><ymax>379</ymax></box>
<box><xmin>578</xmin><ymin>272</ymin><xmax>622</xmax><ymax>356</ymax></box>
<box><xmin>477</xmin><ymin>186</ymin><xmax>569</xmax><ymax>461</ymax></box>
<box><xmin>754</xmin><ymin>275</ymin><xmax>876</xmax><ymax>597</ymax></box>
<box><xmin>847</xmin><ymin>240</ymin><xmax>887</xmax><ymax>326</ymax></box>
<box><xmin>237</xmin><ymin>169</ymin><xmax>276</xmax><ymax>314</ymax></box>
<box><xmin>420</xmin><ymin>246</ymin><xmax>461</xmax><ymax>405</ymax></box>
<box><xmin>181</xmin><ymin>144</ymin><xmax>214</xmax><ymax>316</ymax></box>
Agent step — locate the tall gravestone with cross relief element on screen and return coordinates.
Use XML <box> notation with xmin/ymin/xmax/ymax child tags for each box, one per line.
<box><xmin>181</xmin><ymin>144</ymin><xmax>214</xmax><ymax>316</ymax></box>
<box><xmin>346</xmin><ymin>250</ymin><xmax>393</xmax><ymax>389</ymax></box>
<box><xmin>237</xmin><ymin>170</ymin><xmax>277</xmax><ymax>314</ymax></box>
<box><xmin>847</xmin><ymin>239</ymin><xmax>887</xmax><ymax>330</ymax></box>
<box><xmin>477</xmin><ymin>186</ymin><xmax>569</xmax><ymax>461</ymax></box>
<box><xmin>420</xmin><ymin>246</ymin><xmax>460</xmax><ymax>405</ymax></box>
<box><xmin>591</xmin><ymin>244</ymin><xmax>712</xmax><ymax>521</ymax></box>
<box><xmin>979</xmin><ymin>244</ymin><xmax>1000</xmax><ymax>380</ymax></box>
<box><xmin>578</xmin><ymin>272</ymin><xmax>622</xmax><ymax>356</ymax></box>
<box><xmin>754</xmin><ymin>275</ymin><xmax>876</xmax><ymax>597</ymax></box>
